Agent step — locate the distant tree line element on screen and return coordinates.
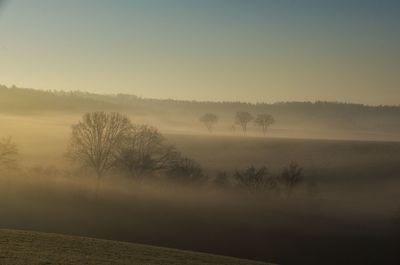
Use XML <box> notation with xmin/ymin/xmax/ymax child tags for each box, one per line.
<box><xmin>200</xmin><ymin>112</ymin><xmax>275</xmax><ymax>136</ymax></box>
<box><xmin>2</xmin><ymin>85</ymin><xmax>400</xmax><ymax>135</ymax></box>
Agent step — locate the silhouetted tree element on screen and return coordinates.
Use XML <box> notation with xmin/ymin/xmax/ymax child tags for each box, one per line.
<box><xmin>166</xmin><ymin>156</ymin><xmax>207</xmax><ymax>184</ymax></box>
<box><xmin>279</xmin><ymin>161</ymin><xmax>304</xmax><ymax>194</ymax></box>
<box><xmin>255</xmin><ymin>114</ymin><xmax>275</xmax><ymax>136</ymax></box>
<box><xmin>0</xmin><ymin>137</ymin><xmax>18</xmax><ymax>168</ymax></box>
<box><xmin>234</xmin><ymin>166</ymin><xmax>276</xmax><ymax>192</ymax></box>
<box><xmin>235</xmin><ymin>112</ymin><xmax>253</xmax><ymax>134</ymax></box>
<box><xmin>67</xmin><ymin>112</ymin><xmax>132</xmax><ymax>180</ymax></box>
<box><xmin>115</xmin><ymin>125</ymin><xmax>178</xmax><ymax>177</ymax></box>
<box><xmin>199</xmin><ymin>113</ymin><xmax>218</xmax><ymax>133</ymax></box>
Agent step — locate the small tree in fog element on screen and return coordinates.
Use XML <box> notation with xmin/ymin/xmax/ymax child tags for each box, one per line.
<box><xmin>234</xmin><ymin>166</ymin><xmax>276</xmax><ymax>192</ymax></box>
<box><xmin>166</xmin><ymin>156</ymin><xmax>207</xmax><ymax>184</ymax></box>
<box><xmin>67</xmin><ymin>112</ymin><xmax>132</xmax><ymax>179</ymax></box>
<box><xmin>0</xmin><ymin>137</ymin><xmax>18</xmax><ymax>168</ymax></box>
<box><xmin>279</xmin><ymin>161</ymin><xmax>304</xmax><ymax>194</ymax></box>
<box><xmin>115</xmin><ymin>125</ymin><xmax>178</xmax><ymax>177</ymax></box>
<box><xmin>254</xmin><ymin>114</ymin><xmax>275</xmax><ymax>136</ymax></box>
<box><xmin>235</xmin><ymin>112</ymin><xmax>253</xmax><ymax>134</ymax></box>
<box><xmin>199</xmin><ymin>113</ymin><xmax>218</xmax><ymax>133</ymax></box>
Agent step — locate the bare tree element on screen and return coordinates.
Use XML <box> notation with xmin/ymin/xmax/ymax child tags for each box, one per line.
<box><xmin>235</xmin><ymin>112</ymin><xmax>253</xmax><ymax>134</ymax></box>
<box><xmin>199</xmin><ymin>113</ymin><xmax>218</xmax><ymax>133</ymax></box>
<box><xmin>67</xmin><ymin>112</ymin><xmax>132</xmax><ymax>180</ymax></box>
<box><xmin>115</xmin><ymin>125</ymin><xmax>178</xmax><ymax>178</ymax></box>
<box><xmin>0</xmin><ymin>137</ymin><xmax>18</xmax><ymax>168</ymax></box>
<box><xmin>255</xmin><ymin>114</ymin><xmax>275</xmax><ymax>136</ymax></box>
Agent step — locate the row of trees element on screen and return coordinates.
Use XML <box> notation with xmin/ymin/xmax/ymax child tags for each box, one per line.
<box><xmin>67</xmin><ymin>112</ymin><xmax>306</xmax><ymax>194</ymax></box>
<box><xmin>214</xmin><ymin>162</ymin><xmax>304</xmax><ymax>194</ymax></box>
<box><xmin>200</xmin><ymin>112</ymin><xmax>275</xmax><ymax>135</ymax></box>
<box><xmin>67</xmin><ymin>112</ymin><xmax>206</xmax><ymax>189</ymax></box>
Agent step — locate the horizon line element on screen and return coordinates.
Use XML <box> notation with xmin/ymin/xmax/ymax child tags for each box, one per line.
<box><xmin>1</xmin><ymin>84</ymin><xmax>399</xmax><ymax>108</ymax></box>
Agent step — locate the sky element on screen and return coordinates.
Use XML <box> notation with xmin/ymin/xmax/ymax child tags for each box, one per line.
<box><xmin>0</xmin><ymin>0</ymin><xmax>399</xmax><ymax>105</ymax></box>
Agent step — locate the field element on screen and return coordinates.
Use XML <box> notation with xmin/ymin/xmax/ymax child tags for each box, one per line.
<box><xmin>1</xmin><ymin>114</ymin><xmax>400</xmax><ymax>264</ymax></box>
<box><xmin>0</xmin><ymin>229</ymin><xmax>272</xmax><ymax>265</ymax></box>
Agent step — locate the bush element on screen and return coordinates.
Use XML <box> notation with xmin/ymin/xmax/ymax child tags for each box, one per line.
<box><xmin>279</xmin><ymin>161</ymin><xmax>304</xmax><ymax>194</ymax></box>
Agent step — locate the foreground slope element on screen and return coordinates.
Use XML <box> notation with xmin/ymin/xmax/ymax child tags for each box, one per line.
<box><xmin>0</xmin><ymin>229</ymin><xmax>273</xmax><ymax>265</ymax></box>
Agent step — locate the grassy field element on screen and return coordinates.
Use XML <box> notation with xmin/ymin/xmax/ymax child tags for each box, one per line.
<box><xmin>0</xmin><ymin>229</ymin><xmax>273</xmax><ymax>265</ymax></box>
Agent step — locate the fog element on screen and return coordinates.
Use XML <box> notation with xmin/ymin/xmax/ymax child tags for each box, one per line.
<box><xmin>2</xmin><ymin>86</ymin><xmax>400</xmax><ymax>142</ymax></box>
<box><xmin>1</xmin><ymin>166</ymin><xmax>399</xmax><ymax>265</ymax></box>
<box><xmin>1</xmin><ymin>108</ymin><xmax>400</xmax><ymax>264</ymax></box>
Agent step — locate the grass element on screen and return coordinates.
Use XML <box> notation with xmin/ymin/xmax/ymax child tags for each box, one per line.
<box><xmin>0</xmin><ymin>229</ymin><xmax>273</xmax><ymax>265</ymax></box>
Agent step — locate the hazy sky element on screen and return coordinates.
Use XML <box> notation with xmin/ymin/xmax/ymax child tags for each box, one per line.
<box><xmin>0</xmin><ymin>0</ymin><xmax>399</xmax><ymax>105</ymax></box>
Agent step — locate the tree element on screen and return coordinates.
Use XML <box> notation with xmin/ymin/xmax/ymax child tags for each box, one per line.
<box><xmin>235</xmin><ymin>112</ymin><xmax>253</xmax><ymax>134</ymax></box>
<box><xmin>114</xmin><ymin>125</ymin><xmax>178</xmax><ymax>178</ymax></box>
<box><xmin>166</xmin><ymin>156</ymin><xmax>207</xmax><ymax>184</ymax></box>
<box><xmin>254</xmin><ymin>114</ymin><xmax>275</xmax><ymax>136</ymax></box>
<box><xmin>199</xmin><ymin>113</ymin><xmax>218</xmax><ymax>133</ymax></box>
<box><xmin>234</xmin><ymin>166</ymin><xmax>276</xmax><ymax>192</ymax></box>
<box><xmin>67</xmin><ymin>112</ymin><xmax>132</xmax><ymax>179</ymax></box>
<box><xmin>279</xmin><ymin>161</ymin><xmax>304</xmax><ymax>194</ymax></box>
<box><xmin>0</xmin><ymin>137</ymin><xmax>18</xmax><ymax>168</ymax></box>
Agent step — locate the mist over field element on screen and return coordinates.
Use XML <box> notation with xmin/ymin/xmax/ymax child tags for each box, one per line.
<box><xmin>2</xmin><ymin>85</ymin><xmax>400</xmax><ymax>141</ymax></box>
<box><xmin>0</xmin><ymin>86</ymin><xmax>400</xmax><ymax>264</ymax></box>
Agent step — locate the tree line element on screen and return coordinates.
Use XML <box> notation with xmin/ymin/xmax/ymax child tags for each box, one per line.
<box><xmin>200</xmin><ymin>112</ymin><xmax>275</xmax><ymax>135</ymax></box>
<box><xmin>4</xmin><ymin>85</ymin><xmax>400</xmax><ymax>135</ymax></box>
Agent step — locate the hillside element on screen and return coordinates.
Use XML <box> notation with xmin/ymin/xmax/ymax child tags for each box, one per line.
<box><xmin>0</xmin><ymin>229</ymin><xmax>273</xmax><ymax>265</ymax></box>
<box><xmin>1</xmin><ymin>85</ymin><xmax>400</xmax><ymax>140</ymax></box>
